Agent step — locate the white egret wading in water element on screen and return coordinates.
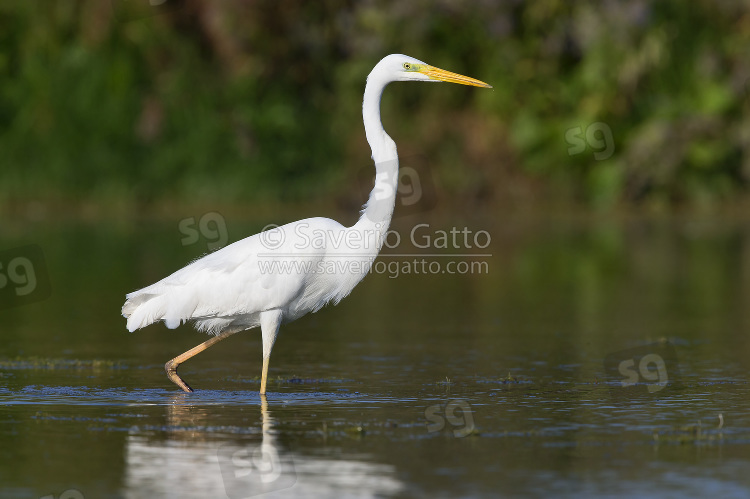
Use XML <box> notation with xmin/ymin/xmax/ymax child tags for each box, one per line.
<box><xmin>122</xmin><ymin>54</ymin><xmax>491</xmax><ymax>394</ymax></box>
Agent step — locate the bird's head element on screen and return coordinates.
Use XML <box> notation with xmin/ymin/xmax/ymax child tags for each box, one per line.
<box><xmin>374</xmin><ymin>54</ymin><xmax>492</xmax><ymax>88</ymax></box>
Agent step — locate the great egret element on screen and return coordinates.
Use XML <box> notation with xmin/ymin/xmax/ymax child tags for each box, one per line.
<box><xmin>122</xmin><ymin>54</ymin><xmax>491</xmax><ymax>394</ymax></box>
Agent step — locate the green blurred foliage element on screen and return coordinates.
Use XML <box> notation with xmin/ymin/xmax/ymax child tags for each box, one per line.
<box><xmin>1</xmin><ymin>0</ymin><xmax>750</xmax><ymax>210</ymax></box>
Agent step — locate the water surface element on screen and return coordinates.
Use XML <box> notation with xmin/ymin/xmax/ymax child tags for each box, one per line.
<box><xmin>1</xmin><ymin>213</ymin><xmax>749</xmax><ymax>498</ymax></box>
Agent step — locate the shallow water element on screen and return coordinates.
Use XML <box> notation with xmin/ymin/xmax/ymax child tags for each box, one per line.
<box><xmin>1</xmin><ymin>213</ymin><xmax>750</xmax><ymax>498</ymax></box>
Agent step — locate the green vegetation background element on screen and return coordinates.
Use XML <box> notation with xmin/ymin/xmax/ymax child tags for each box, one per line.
<box><xmin>2</xmin><ymin>1</ymin><xmax>749</xmax><ymax>212</ymax></box>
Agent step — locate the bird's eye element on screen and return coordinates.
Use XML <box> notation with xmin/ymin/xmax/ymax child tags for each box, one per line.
<box><xmin>403</xmin><ymin>63</ymin><xmax>412</xmax><ymax>70</ymax></box>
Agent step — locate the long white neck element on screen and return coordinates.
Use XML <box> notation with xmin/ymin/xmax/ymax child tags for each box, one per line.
<box><xmin>354</xmin><ymin>67</ymin><xmax>398</xmax><ymax>249</ymax></box>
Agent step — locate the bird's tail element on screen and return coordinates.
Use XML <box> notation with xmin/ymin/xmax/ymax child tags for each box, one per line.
<box><xmin>122</xmin><ymin>288</ymin><xmax>197</xmax><ymax>332</ymax></box>
<box><xmin>122</xmin><ymin>293</ymin><xmax>164</xmax><ymax>332</ymax></box>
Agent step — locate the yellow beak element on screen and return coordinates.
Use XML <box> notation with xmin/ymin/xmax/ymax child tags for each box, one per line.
<box><xmin>420</xmin><ymin>66</ymin><xmax>492</xmax><ymax>88</ymax></box>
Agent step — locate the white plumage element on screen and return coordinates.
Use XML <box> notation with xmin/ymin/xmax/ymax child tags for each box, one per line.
<box><xmin>123</xmin><ymin>216</ymin><xmax>378</xmax><ymax>334</ymax></box>
<box><xmin>122</xmin><ymin>54</ymin><xmax>491</xmax><ymax>394</ymax></box>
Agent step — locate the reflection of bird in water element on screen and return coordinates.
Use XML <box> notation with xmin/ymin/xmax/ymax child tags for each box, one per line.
<box><xmin>124</xmin><ymin>395</ymin><xmax>404</xmax><ymax>497</ymax></box>
<box><xmin>122</xmin><ymin>54</ymin><xmax>491</xmax><ymax>394</ymax></box>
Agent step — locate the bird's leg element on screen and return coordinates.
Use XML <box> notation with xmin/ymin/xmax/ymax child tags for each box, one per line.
<box><xmin>165</xmin><ymin>329</ymin><xmax>241</xmax><ymax>392</ymax></box>
<box><xmin>260</xmin><ymin>357</ymin><xmax>270</xmax><ymax>395</ymax></box>
<box><xmin>259</xmin><ymin>310</ymin><xmax>283</xmax><ymax>395</ymax></box>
